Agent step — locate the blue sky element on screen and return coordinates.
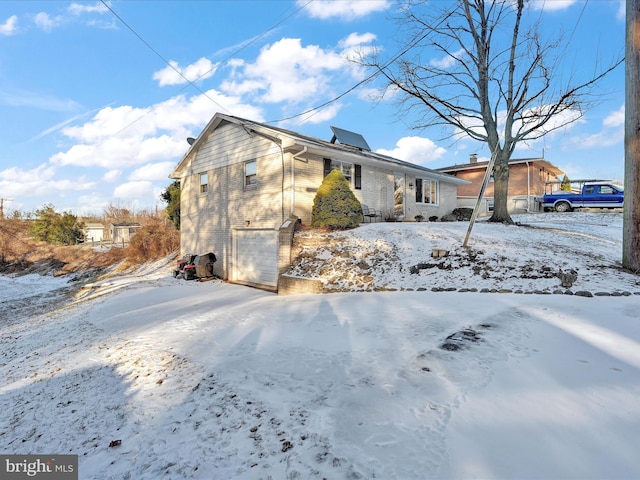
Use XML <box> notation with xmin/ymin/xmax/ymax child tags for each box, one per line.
<box><xmin>0</xmin><ymin>0</ymin><xmax>626</xmax><ymax>216</ymax></box>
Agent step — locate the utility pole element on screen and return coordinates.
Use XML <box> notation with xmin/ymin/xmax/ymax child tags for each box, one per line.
<box><xmin>624</xmin><ymin>0</ymin><xmax>640</xmax><ymax>272</ymax></box>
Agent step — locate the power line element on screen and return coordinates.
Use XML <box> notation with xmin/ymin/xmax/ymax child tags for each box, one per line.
<box><xmin>268</xmin><ymin>1</ymin><xmax>594</xmax><ymax>127</ymax></box>
<box><xmin>184</xmin><ymin>0</ymin><xmax>315</xmax><ymax>89</ymax></box>
<box><xmin>99</xmin><ymin>0</ymin><xmax>230</xmax><ymax>114</ymax></box>
<box><xmin>99</xmin><ymin>0</ymin><xmax>313</xmax><ymax>139</ymax></box>
<box><xmin>266</xmin><ymin>35</ymin><xmax>425</xmax><ymax>125</ymax></box>
<box><xmin>265</xmin><ymin>9</ymin><xmax>450</xmax><ymax>125</ymax></box>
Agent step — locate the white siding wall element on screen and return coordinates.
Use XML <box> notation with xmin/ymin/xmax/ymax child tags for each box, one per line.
<box><xmin>359</xmin><ymin>167</ymin><xmax>394</xmax><ymax>217</ymax></box>
<box><xmin>289</xmin><ymin>152</ymin><xmax>322</xmax><ymax>225</ymax></box>
<box><xmin>180</xmin><ymin>122</ymin><xmax>285</xmax><ymax>280</ymax></box>
<box><xmin>403</xmin><ymin>176</ymin><xmax>459</xmax><ymax>221</ymax></box>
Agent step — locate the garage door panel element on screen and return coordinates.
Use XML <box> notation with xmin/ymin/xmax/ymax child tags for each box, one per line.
<box><xmin>234</xmin><ymin>229</ymin><xmax>278</xmax><ymax>287</ymax></box>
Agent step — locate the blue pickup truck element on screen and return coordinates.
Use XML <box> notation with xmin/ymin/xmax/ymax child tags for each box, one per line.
<box><xmin>536</xmin><ymin>182</ymin><xmax>624</xmax><ymax>212</ymax></box>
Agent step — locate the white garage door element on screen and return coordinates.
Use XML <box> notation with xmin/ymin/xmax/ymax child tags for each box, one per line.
<box><xmin>234</xmin><ymin>229</ymin><xmax>278</xmax><ymax>288</ymax></box>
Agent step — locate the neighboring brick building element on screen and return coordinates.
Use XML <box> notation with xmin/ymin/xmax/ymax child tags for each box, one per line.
<box><xmin>437</xmin><ymin>154</ymin><xmax>565</xmax><ymax>214</ymax></box>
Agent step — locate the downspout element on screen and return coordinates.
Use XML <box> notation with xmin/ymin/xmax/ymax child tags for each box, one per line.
<box><xmin>291</xmin><ymin>146</ymin><xmax>308</xmax><ymax>216</ymax></box>
<box><xmin>528</xmin><ymin>162</ymin><xmax>531</xmax><ymax>212</ymax></box>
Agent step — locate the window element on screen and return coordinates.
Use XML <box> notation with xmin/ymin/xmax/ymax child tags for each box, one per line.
<box><xmin>354</xmin><ymin>164</ymin><xmax>362</xmax><ymax>190</ymax></box>
<box><xmin>245</xmin><ymin>160</ymin><xmax>257</xmax><ymax>187</ymax></box>
<box><xmin>323</xmin><ymin>158</ymin><xmax>353</xmax><ymax>183</ymax></box>
<box><xmin>415</xmin><ymin>178</ymin><xmax>439</xmax><ymax>205</ymax></box>
<box><xmin>487</xmin><ymin>200</ymin><xmax>494</xmax><ymax>212</ymax></box>
<box><xmin>199</xmin><ymin>173</ymin><xmax>208</xmax><ymax>194</ymax></box>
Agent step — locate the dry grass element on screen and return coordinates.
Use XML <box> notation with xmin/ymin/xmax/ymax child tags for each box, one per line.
<box><xmin>0</xmin><ymin>217</ymin><xmax>178</xmax><ymax>276</ymax></box>
<box><xmin>125</xmin><ymin>217</ymin><xmax>180</xmax><ymax>263</ymax></box>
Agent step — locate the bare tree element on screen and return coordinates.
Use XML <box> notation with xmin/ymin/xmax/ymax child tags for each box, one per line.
<box><xmin>103</xmin><ymin>202</ymin><xmax>133</xmax><ymax>223</ymax></box>
<box><xmin>360</xmin><ymin>0</ymin><xmax>622</xmax><ymax>223</ymax></box>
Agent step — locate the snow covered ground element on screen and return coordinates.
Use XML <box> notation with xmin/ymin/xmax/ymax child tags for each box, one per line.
<box><xmin>289</xmin><ymin>211</ymin><xmax>638</xmax><ymax>294</ymax></box>
<box><xmin>1</xmin><ymin>212</ymin><xmax>640</xmax><ymax>479</ymax></box>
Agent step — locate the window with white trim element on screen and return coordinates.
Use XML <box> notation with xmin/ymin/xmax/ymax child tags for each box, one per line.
<box><xmin>415</xmin><ymin>178</ymin><xmax>439</xmax><ymax>205</ymax></box>
<box><xmin>199</xmin><ymin>173</ymin><xmax>208</xmax><ymax>194</ymax></box>
<box><xmin>324</xmin><ymin>158</ymin><xmax>353</xmax><ymax>183</ymax></box>
<box><xmin>245</xmin><ymin>160</ymin><xmax>257</xmax><ymax>187</ymax></box>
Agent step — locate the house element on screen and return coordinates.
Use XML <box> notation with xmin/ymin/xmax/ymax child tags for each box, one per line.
<box><xmin>83</xmin><ymin>223</ymin><xmax>105</xmax><ymax>243</ymax></box>
<box><xmin>436</xmin><ymin>154</ymin><xmax>565</xmax><ymax>214</ymax></box>
<box><xmin>110</xmin><ymin>222</ymin><xmax>141</xmax><ymax>244</ymax></box>
<box><xmin>169</xmin><ymin>113</ymin><xmax>469</xmax><ymax>291</ymax></box>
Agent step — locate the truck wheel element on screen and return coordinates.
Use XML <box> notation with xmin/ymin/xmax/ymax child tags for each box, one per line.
<box><xmin>555</xmin><ymin>201</ymin><xmax>571</xmax><ymax>213</ymax></box>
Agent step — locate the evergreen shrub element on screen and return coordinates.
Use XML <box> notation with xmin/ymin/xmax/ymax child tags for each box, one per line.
<box><xmin>311</xmin><ymin>170</ymin><xmax>363</xmax><ymax>229</ymax></box>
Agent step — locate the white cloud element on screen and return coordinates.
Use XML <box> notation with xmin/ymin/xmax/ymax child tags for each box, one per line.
<box><xmin>616</xmin><ymin>1</ymin><xmax>625</xmax><ymax>21</ymax></box>
<box><xmin>0</xmin><ymin>164</ymin><xmax>95</xmax><ymax>200</ymax></box>
<box><xmin>219</xmin><ymin>34</ymin><xmax>373</xmax><ymax>125</ymax></box>
<box><xmin>603</xmin><ymin>105</ymin><xmax>624</xmax><ymax>128</ymax></box>
<box><xmin>74</xmin><ymin>192</ymin><xmax>114</xmax><ymax>216</ymax></box>
<box><xmin>153</xmin><ymin>58</ymin><xmax>218</xmax><ymax>87</ymax></box>
<box><xmin>68</xmin><ymin>2</ymin><xmax>109</xmax><ymax>15</ymax></box>
<box><xmin>452</xmin><ymin>106</ymin><xmax>584</xmax><ymax>145</ymax></box>
<box><xmin>31</xmin><ymin>2</ymin><xmax>112</xmax><ymax>32</ymax></box>
<box><xmin>564</xmin><ymin>106</ymin><xmax>625</xmax><ymax>151</ymax></box>
<box><xmin>299</xmin><ymin>0</ymin><xmax>390</xmax><ymax>20</ymax></box>
<box><xmin>429</xmin><ymin>48</ymin><xmax>466</xmax><ymax>69</ymax></box>
<box><xmin>376</xmin><ymin>136</ymin><xmax>447</xmax><ymax>165</ymax></box>
<box><xmin>529</xmin><ymin>0</ymin><xmax>577</xmax><ymax>11</ymax></box>
<box><xmin>0</xmin><ymin>15</ymin><xmax>18</xmax><ymax>35</ymax></box>
<box><xmin>338</xmin><ymin>32</ymin><xmax>379</xmax><ymax>70</ymax></box>
<box><xmin>356</xmin><ymin>84</ymin><xmax>398</xmax><ymax>103</ymax></box>
<box><xmin>34</xmin><ymin>12</ymin><xmax>59</xmax><ymax>32</ymax></box>
<box><xmin>129</xmin><ymin>162</ymin><xmax>176</xmax><ymax>182</ymax></box>
<box><xmin>221</xmin><ymin>38</ymin><xmax>346</xmax><ymax>104</ymax></box>
<box><xmin>113</xmin><ymin>181</ymin><xmax>154</xmax><ymax>199</ymax></box>
<box><xmin>52</xmin><ymin>135</ymin><xmax>185</xmax><ymax>170</ymax></box>
<box><xmin>338</xmin><ymin>32</ymin><xmax>377</xmax><ymax>49</ymax></box>
<box><xmin>103</xmin><ymin>170</ymin><xmax>122</xmax><ymax>182</ymax></box>
<box><xmin>295</xmin><ymin>102</ymin><xmax>344</xmax><ymax>125</ymax></box>
<box><xmin>49</xmin><ymin>89</ymin><xmax>263</xmax><ymax>169</ymax></box>
<box><xmin>515</xmin><ymin>106</ymin><xmax>584</xmax><ymax>137</ymax></box>
<box><xmin>31</xmin><ymin>105</ymin><xmax>110</xmax><ymax>141</ymax></box>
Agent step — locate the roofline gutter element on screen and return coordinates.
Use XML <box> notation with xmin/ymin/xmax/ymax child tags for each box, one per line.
<box><xmin>285</xmin><ymin>142</ymin><xmax>470</xmax><ymax>185</ymax></box>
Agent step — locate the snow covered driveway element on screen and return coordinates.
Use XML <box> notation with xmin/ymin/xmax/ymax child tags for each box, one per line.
<box><xmin>2</xmin><ymin>275</ymin><xmax>640</xmax><ymax>479</ymax></box>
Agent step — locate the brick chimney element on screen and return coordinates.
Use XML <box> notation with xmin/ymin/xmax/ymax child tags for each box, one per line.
<box><xmin>470</xmin><ymin>153</ymin><xmax>478</xmax><ymax>163</ymax></box>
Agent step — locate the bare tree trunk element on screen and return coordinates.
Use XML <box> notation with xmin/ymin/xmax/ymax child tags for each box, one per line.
<box><xmin>488</xmin><ymin>150</ymin><xmax>513</xmax><ymax>223</ymax></box>
<box><xmin>624</xmin><ymin>0</ymin><xmax>640</xmax><ymax>272</ymax></box>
